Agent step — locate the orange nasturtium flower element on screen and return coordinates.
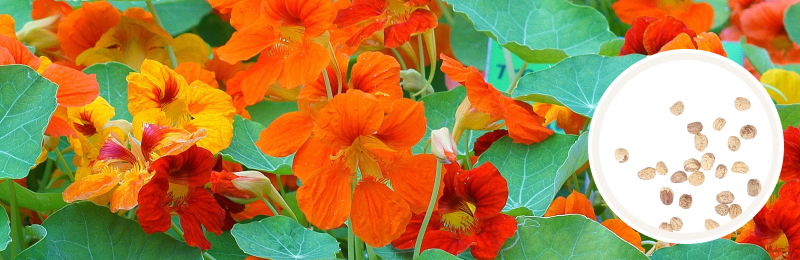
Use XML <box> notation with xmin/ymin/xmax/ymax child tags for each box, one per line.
<box><xmin>620</xmin><ymin>16</ymin><xmax>727</xmax><ymax>57</ymax></box>
<box><xmin>290</xmin><ymin>90</ymin><xmax>438</xmax><ymax>247</ymax></box>
<box><xmin>216</xmin><ymin>0</ymin><xmax>335</xmax><ymax>104</ymax></box>
<box><xmin>545</xmin><ymin>190</ymin><xmax>646</xmax><ymax>253</ymax></box>
<box><xmin>392</xmin><ymin>161</ymin><xmax>517</xmax><ymax>260</ymax></box>
<box><xmin>57</xmin><ymin>1</ymin><xmax>209</xmax><ymax>69</ymax></box>
<box><xmin>138</xmin><ymin>145</ymin><xmax>228</xmax><ymax>251</ymax></box>
<box><xmin>737</xmin><ymin>0</ymin><xmax>800</xmax><ymax>65</ymax></box>
<box><xmin>612</xmin><ymin>0</ymin><xmax>714</xmax><ymax>32</ymax></box>
<box><xmin>737</xmin><ymin>180</ymin><xmax>800</xmax><ymax>258</ymax></box>
<box><xmin>127</xmin><ymin>59</ymin><xmax>235</xmax><ymax>154</ymax></box>
<box><xmin>532</xmin><ymin>103</ymin><xmax>587</xmax><ymax>135</ymax></box>
<box><xmin>440</xmin><ymin>54</ymin><xmax>554</xmax><ymax>145</ymax></box>
<box><xmin>15</xmin><ymin>0</ymin><xmax>73</xmax><ymax>55</ymax></box>
<box><xmin>334</xmin><ymin>0</ymin><xmax>438</xmax><ymax>48</ymax></box>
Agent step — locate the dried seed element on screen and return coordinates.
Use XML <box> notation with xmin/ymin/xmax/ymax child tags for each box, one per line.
<box><xmin>671</xmin><ymin>171</ymin><xmax>688</xmax><ymax>183</ymax></box>
<box><xmin>741</xmin><ymin>125</ymin><xmax>757</xmax><ymax>140</ymax></box>
<box><xmin>615</xmin><ymin>148</ymin><xmax>629</xmax><ymax>163</ymax></box>
<box><xmin>670</xmin><ymin>101</ymin><xmax>684</xmax><ymax>116</ymax></box>
<box><xmin>689</xmin><ymin>171</ymin><xmax>705</xmax><ymax>186</ymax></box>
<box><xmin>713</xmin><ymin>118</ymin><xmax>726</xmax><ymax>131</ymax></box>
<box><xmin>684</xmin><ymin>158</ymin><xmax>701</xmax><ymax>172</ymax></box>
<box><xmin>729</xmin><ymin>204</ymin><xmax>742</xmax><ymax>219</ymax></box>
<box><xmin>705</xmin><ymin>219</ymin><xmax>720</xmax><ymax>230</ymax></box>
<box><xmin>688</xmin><ymin>122</ymin><xmax>703</xmax><ymax>134</ymax></box>
<box><xmin>701</xmin><ymin>153</ymin><xmax>715</xmax><ymax>171</ymax></box>
<box><xmin>728</xmin><ymin>136</ymin><xmax>741</xmax><ymax>151</ymax></box>
<box><xmin>717</xmin><ymin>191</ymin><xmax>735</xmax><ymax>204</ymax></box>
<box><xmin>748</xmin><ymin>179</ymin><xmax>762</xmax><ymax>197</ymax></box>
<box><xmin>732</xmin><ymin>161</ymin><xmax>749</xmax><ymax>173</ymax></box>
<box><xmin>660</xmin><ymin>187</ymin><xmax>674</xmax><ymax>205</ymax></box>
<box><xmin>659</xmin><ymin>222</ymin><xmax>673</xmax><ymax>232</ymax></box>
<box><xmin>638</xmin><ymin>167</ymin><xmax>656</xmax><ymax>180</ymax></box>
<box><xmin>735</xmin><ymin>97</ymin><xmax>751</xmax><ymax>111</ymax></box>
<box><xmin>695</xmin><ymin>133</ymin><xmax>708</xmax><ymax>151</ymax></box>
<box><xmin>716</xmin><ymin>164</ymin><xmax>728</xmax><ymax>179</ymax></box>
<box><xmin>679</xmin><ymin>194</ymin><xmax>692</xmax><ymax>209</ymax></box>
<box><xmin>670</xmin><ymin>217</ymin><xmax>683</xmax><ymax>231</ymax></box>
<box><xmin>656</xmin><ymin>161</ymin><xmax>668</xmax><ymax>175</ymax></box>
<box><xmin>716</xmin><ymin>204</ymin><xmax>730</xmax><ymax>216</ymax></box>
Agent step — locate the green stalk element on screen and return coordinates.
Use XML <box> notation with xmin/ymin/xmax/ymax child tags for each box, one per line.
<box><xmin>502</xmin><ymin>48</ymin><xmax>516</xmax><ymax>92</ymax></box>
<box><xmin>413</xmin><ymin>162</ymin><xmax>442</xmax><ymax>258</ymax></box>
<box><xmin>275</xmin><ymin>175</ymin><xmax>286</xmax><ymax>198</ymax></box>
<box><xmin>170</xmin><ymin>222</ymin><xmax>185</xmax><ymax>238</ymax></box>
<box><xmin>38</xmin><ymin>160</ymin><xmax>53</xmax><ymax>192</ymax></box>
<box><xmin>7</xmin><ymin>179</ymin><xmax>24</xmax><ymax>257</ymax></box>
<box><xmin>355</xmin><ymin>237</ymin><xmax>364</xmax><ymax>260</ymax></box>
<box><xmin>54</xmin><ymin>147</ymin><xmax>74</xmax><ymax>182</ymax></box>
<box><xmin>146</xmin><ymin>1</ymin><xmax>178</xmax><ymax>68</ymax></box>
<box><xmin>202</xmin><ymin>252</ymin><xmax>217</xmax><ymax>260</ymax></box>
<box><xmin>347</xmin><ymin>178</ymin><xmax>356</xmax><ymax>260</ymax></box>
<box><xmin>508</xmin><ymin>62</ymin><xmax>528</xmax><ymax>94</ymax></box>
<box><xmin>464</xmin><ymin>130</ymin><xmax>472</xmax><ymax>170</ymax></box>
<box><xmin>323</xmin><ymin>69</ymin><xmax>334</xmax><ymax>100</ymax></box>
<box><xmin>366</xmin><ymin>245</ymin><xmax>377</xmax><ymax>260</ymax></box>
<box><xmin>435</xmin><ymin>0</ymin><xmax>454</xmax><ymax>25</ymax></box>
<box><xmin>391</xmin><ymin>49</ymin><xmax>408</xmax><ymax>70</ymax></box>
<box><xmin>260</xmin><ymin>196</ymin><xmax>280</xmax><ymax>217</ymax></box>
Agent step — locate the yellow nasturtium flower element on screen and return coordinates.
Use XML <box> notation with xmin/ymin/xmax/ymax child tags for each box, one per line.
<box><xmin>762</xmin><ymin>68</ymin><xmax>800</xmax><ymax>104</ymax></box>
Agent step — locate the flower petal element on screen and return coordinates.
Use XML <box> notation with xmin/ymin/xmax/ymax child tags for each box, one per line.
<box><xmin>314</xmin><ymin>90</ymin><xmax>383</xmax><ymax>150</ymax></box>
<box><xmin>42</xmin><ymin>63</ymin><xmax>100</xmax><ymax>107</ymax></box>
<box><xmin>351</xmin><ymin>176</ymin><xmax>412</xmax><ymax>247</ymax></box>
<box><xmin>217</xmin><ymin>21</ymin><xmax>277</xmax><ymax>64</ymax></box>
<box><xmin>150</xmin><ymin>145</ymin><xmax>215</xmax><ymax>187</ymax></box>
<box><xmin>544</xmin><ymin>196</ymin><xmax>567</xmax><ymax>217</ymax></box>
<box><xmin>643</xmin><ymin>16</ymin><xmax>696</xmax><ymax>55</ymax></box>
<box><xmin>384</xmin><ymin>9</ymin><xmax>438</xmax><ymax>48</ymax></box>
<box><xmin>762</xmin><ymin>69</ymin><xmax>800</xmax><ymax>105</ymax></box>
<box><xmin>471</xmin><ymin>214</ymin><xmax>517</xmax><ymax>260</ymax></box>
<box><xmin>384</xmin><ymin>153</ymin><xmax>440</xmax><ymax>214</ymax></box>
<box><xmin>565</xmin><ymin>190</ymin><xmax>596</xmax><ymax>220</ymax></box>
<box><xmin>350</xmin><ymin>51</ymin><xmax>403</xmax><ymax>110</ymax></box>
<box><xmin>62</xmin><ymin>172</ymin><xmax>119</xmax><ymax>202</ymax></box>
<box><xmin>602</xmin><ymin>219</ymin><xmax>645</xmax><ymax>252</ymax></box>
<box><xmin>241</xmin><ymin>54</ymin><xmax>284</xmax><ymax>105</ymax></box>
<box><xmin>293</xmin><ymin>135</ymin><xmax>339</xmax><ymax>180</ymax></box>
<box><xmin>57</xmin><ymin>2</ymin><xmax>120</xmax><ymax>60</ymax></box>
<box><xmin>136</xmin><ymin>176</ymin><xmax>171</xmax><ymax>234</ymax></box>
<box><xmin>334</xmin><ymin>0</ymin><xmax>385</xmax><ymax>28</ymax></box>
<box><xmin>502</xmin><ymin>98</ymin><xmax>554</xmax><ymax>145</ymax></box>
<box><xmin>175</xmin><ymin>62</ymin><xmax>219</xmax><ymax>89</ymax></box>
<box><xmin>440</xmin><ymin>162</ymin><xmax>508</xmax><ymax>220</ymax></box>
<box><xmin>278</xmin><ymin>42</ymin><xmax>330</xmax><ymax>89</ymax></box>
<box><xmin>375</xmin><ymin>98</ymin><xmax>426</xmax><ymax>151</ymax></box>
<box><xmin>658</xmin><ymin>32</ymin><xmax>697</xmax><ymax>53</ymax></box>
<box><xmin>620</xmin><ymin>16</ymin><xmax>658</xmax><ymax>56</ymax></box>
<box><xmin>174</xmin><ymin>33</ymin><xmax>211</xmax><ymax>66</ymax></box>
<box><xmin>784</xmin><ymin>127</ymin><xmax>800</xmax><ymax>181</ymax></box>
<box><xmin>256</xmin><ymin>111</ymin><xmax>315</xmax><ymax>157</ymax></box>
<box><xmin>262</xmin><ymin>0</ymin><xmax>335</xmax><ymax>39</ymax></box>
<box><xmin>296</xmin><ymin>161</ymin><xmax>353</xmax><ymax>230</ymax></box>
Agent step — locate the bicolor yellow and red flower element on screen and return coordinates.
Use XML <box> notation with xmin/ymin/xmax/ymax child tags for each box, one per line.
<box><xmin>619</xmin><ymin>16</ymin><xmax>727</xmax><ymax>57</ymax></box>
<box><xmin>334</xmin><ymin>0</ymin><xmax>438</xmax><ymax>48</ymax></box>
<box><xmin>440</xmin><ymin>54</ymin><xmax>554</xmax><ymax>145</ymax></box>
<box><xmin>137</xmin><ymin>145</ymin><xmax>228</xmax><ymax>250</ymax></box>
<box><xmin>392</xmin><ymin>161</ymin><xmax>516</xmax><ymax>260</ymax></box>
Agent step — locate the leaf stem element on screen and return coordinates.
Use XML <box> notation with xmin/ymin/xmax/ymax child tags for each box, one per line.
<box><xmin>54</xmin><ymin>147</ymin><xmax>74</xmax><ymax>182</ymax></box>
<box><xmin>435</xmin><ymin>0</ymin><xmax>454</xmax><ymax>25</ymax></box>
<box><xmin>260</xmin><ymin>196</ymin><xmax>280</xmax><ymax>217</ymax></box>
<box><xmin>413</xmin><ymin>162</ymin><xmax>442</xmax><ymax>258</ymax></box>
<box><xmin>347</xmin><ymin>177</ymin><xmax>356</xmax><ymax>260</ymax></box>
<box><xmin>146</xmin><ymin>1</ymin><xmax>178</xmax><ymax>68</ymax></box>
<box><xmin>391</xmin><ymin>49</ymin><xmax>408</xmax><ymax>71</ymax></box>
<box><xmin>275</xmin><ymin>175</ymin><xmax>286</xmax><ymax>199</ymax></box>
<box><xmin>464</xmin><ymin>130</ymin><xmax>472</xmax><ymax>170</ymax></box>
<box><xmin>202</xmin><ymin>252</ymin><xmax>217</xmax><ymax>260</ymax></box>
<box><xmin>38</xmin><ymin>160</ymin><xmax>54</xmax><ymax>192</ymax></box>
<box><xmin>508</xmin><ymin>62</ymin><xmax>528</xmax><ymax>94</ymax></box>
<box><xmin>355</xmin><ymin>237</ymin><xmax>364</xmax><ymax>260</ymax></box>
<box><xmin>502</xmin><ymin>48</ymin><xmax>516</xmax><ymax>93</ymax></box>
<box><xmin>366</xmin><ymin>245</ymin><xmax>377</xmax><ymax>260</ymax></box>
<box><xmin>7</xmin><ymin>179</ymin><xmax>24</xmax><ymax>257</ymax></box>
<box><xmin>323</xmin><ymin>68</ymin><xmax>334</xmax><ymax>100</ymax></box>
<box><xmin>170</xmin><ymin>221</ymin><xmax>185</xmax><ymax>239</ymax></box>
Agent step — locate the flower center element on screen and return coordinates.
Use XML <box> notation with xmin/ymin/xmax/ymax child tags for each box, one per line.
<box><xmin>167</xmin><ymin>182</ymin><xmax>190</xmax><ymax>207</ymax></box>
<box><xmin>658</xmin><ymin>0</ymin><xmax>689</xmax><ymax>10</ymax></box>
<box><xmin>387</xmin><ymin>0</ymin><xmax>409</xmax><ymax>18</ymax></box>
<box><xmin>73</xmin><ymin>111</ymin><xmax>97</xmax><ymax>136</ymax></box>
<box><xmin>441</xmin><ymin>201</ymin><xmax>478</xmax><ymax>234</ymax></box>
<box><xmin>279</xmin><ymin>26</ymin><xmax>306</xmax><ymax>43</ymax></box>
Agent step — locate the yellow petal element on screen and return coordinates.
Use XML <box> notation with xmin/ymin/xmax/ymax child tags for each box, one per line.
<box><xmin>187</xmin><ymin>81</ymin><xmax>236</xmax><ymax>119</ymax></box>
<box><xmin>77</xmin><ymin>16</ymin><xmax>173</xmax><ymax>69</ymax></box>
<box><xmin>761</xmin><ymin>69</ymin><xmax>800</xmax><ymax>104</ymax></box>
<box><xmin>127</xmin><ymin>59</ymin><xmax>190</xmax><ymax>121</ymax></box>
<box><xmin>184</xmin><ymin>114</ymin><xmax>233</xmax><ymax>154</ymax></box>
<box><xmin>173</xmin><ymin>33</ymin><xmax>210</xmax><ymax>65</ymax></box>
<box><xmin>0</xmin><ymin>14</ymin><xmax>15</xmax><ymax>39</ymax></box>
<box><xmin>131</xmin><ymin>108</ymin><xmax>172</xmax><ymax>140</ymax></box>
<box><xmin>67</xmin><ymin>97</ymin><xmax>115</xmax><ymax>136</ymax></box>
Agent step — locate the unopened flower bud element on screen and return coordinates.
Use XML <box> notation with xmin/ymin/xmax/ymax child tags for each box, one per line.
<box><xmin>211</xmin><ymin>170</ymin><xmax>271</xmax><ymax>204</ymax></box>
<box><xmin>400</xmin><ymin>69</ymin><xmax>432</xmax><ymax>95</ymax></box>
<box><xmin>431</xmin><ymin>127</ymin><xmax>457</xmax><ymax>164</ymax></box>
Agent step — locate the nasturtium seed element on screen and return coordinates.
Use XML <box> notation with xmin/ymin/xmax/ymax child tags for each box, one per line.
<box><xmin>735</xmin><ymin>97</ymin><xmax>751</xmax><ymax>111</ymax></box>
<box><xmin>615</xmin><ymin>148</ymin><xmax>629</xmax><ymax>163</ymax></box>
<box><xmin>715</xmin><ymin>164</ymin><xmax>727</xmax><ymax>179</ymax></box>
<box><xmin>671</xmin><ymin>171</ymin><xmax>688</xmax><ymax>183</ymax></box>
<box><xmin>695</xmin><ymin>133</ymin><xmax>708</xmax><ymax>151</ymax></box>
<box><xmin>701</xmin><ymin>153</ymin><xmax>715</xmax><ymax>171</ymax></box>
<box><xmin>660</xmin><ymin>187</ymin><xmax>674</xmax><ymax>205</ymax></box>
<box><xmin>656</xmin><ymin>161</ymin><xmax>668</xmax><ymax>175</ymax></box>
<box><xmin>740</xmin><ymin>125</ymin><xmax>757</xmax><ymax>140</ymax></box>
<box><xmin>728</xmin><ymin>136</ymin><xmax>741</xmax><ymax>151</ymax></box>
<box><xmin>729</xmin><ymin>204</ymin><xmax>742</xmax><ymax>219</ymax></box>
<box><xmin>687</xmin><ymin>122</ymin><xmax>703</xmax><ymax>134</ymax></box>
<box><xmin>670</xmin><ymin>217</ymin><xmax>682</xmax><ymax>231</ymax></box>
<box><xmin>705</xmin><ymin>219</ymin><xmax>720</xmax><ymax>230</ymax></box>
<box><xmin>747</xmin><ymin>179</ymin><xmax>761</xmax><ymax>197</ymax></box>
<box><xmin>715</xmin><ymin>204</ymin><xmax>730</xmax><ymax>216</ymax></box>
<box><xmin>670</xmin><ymin>101</ymin><xmax>684</xmax><ymax>116</ymax></box>
<box><xmin>679</xmin><ymin>194</ymin><xmax>692</xmax><ymax>209</ymax></box>
<box><xmin>713</xmin><ymin>118</ymin><xmax>726</xmax><ymax>131</ymax></box>
<box><xmin>684</xmin><ymin>158</ymin><xmax>700</xmax><ymax>172</ymax></box>
<box><xmin>716</xmin><ymin>191</ymin><xmax>734</xmax><ymax>204</ymax></box>
<box><xmin>732</xmin><ymin>161</ymin><xmax>749</xmax><ymax>173</ymax></box>
<box><xmin>659</xmin><ymin>222</ymin><xmax>673</xmax><ymax>232</ymax></box>
<box><xmin>638</xmin><ymin>167</ymin><xmax>656</xmax><ymax>180</ymax></box>
<box><xmin>688</xmin><ymin>171</ymin><xmax>705</xmax><ymax>186</ymax></box>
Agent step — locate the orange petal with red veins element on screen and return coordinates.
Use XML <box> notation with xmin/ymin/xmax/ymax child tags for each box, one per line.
<box><xmin>256</xmin><ymin>111</ymin><xmax>315</xmax><ymax>157</ymax></box>
<box><xmin>217</xmin><ymin>21</ymin><xmax>277</xmax><ymax>64</ymax></box>
<box><xmin>346</xmin><ymin>19</ymin><xmax>387</xmax><ymax>47</ymax></box>
<box><xmin>334</xmin><ymin>0</ymin><xmax>385</xmax><ymax>28</ymax></box>
<box><xmin>643</xmin><ymin>16</ymin><xmax>696</xmax><ymax>55</ymax></box>
<box><xmin>351</xmin><ymin>177</ymin><xmax>412</xmax><ymax>247</ymax></box>
<box><xmin>297</xmin><ymin>162</ymin><xmax>353</xmax><ymax>230</ymax></box>
<box><xmin>375</xmin><ymin>98</ymin><xmax>426</xmax><ymax>151</ymax></box>
<box><xmin>602</xmin><ymin>219</ymin><xmax>645</xmax><ymax>252</ymax></box>
<box><xmin>544</xmin><ymin>196</ymin><xmax>567</xmax><ymax>217</ymax></box>
<box><xmin>695</xmin><ymin>32</ymin><xmax>727</xmax><ymax>57</ymax></box>
<box><xmin>532</xmin><ymin>103</ymin><xmax>586</xmax><ymax>135</ymax></box>
<box><xmin>62</xmin><ymin>173</ymin><xmax>119</xmax><ymax>202</ymax></box>
<box><xmin>658</xmin><ymin>32</ymin><xmax>697</xmax><ymax>53</ymax></box>
<box><xmin>620</xmin><ymin>16</ymin><xmax>658</xmax><ymax>56</ymax></box>
<box><xmin>278</xmin><ymin>43</ymin><xmax>330</xmax><ymax>89</ymax></box>
<box><xmin>503</xmin><ymin>98</ymin><xmax>553</xmax><ymax>145</ymax></box>
<box><xmin>42</xmin><ymin>64</ymin><xmax>100</xmax><ymax>107</ymax></box>
<box><xmin>57</xmin><ymin>2</ymin><xmax>120</xmax><ymax>60</ymax></box>
<box><xmin>314</xmin><ymin>90</ymin><xmax>383</xmax><ymax>150</ymax></box>
<box><xmin>292</xmin><ymin>136</ymin><xmax>338</xmax><ymax>180</ymax></box>
<box><xmin>383</xmin><ymin>154</ymin><xmax>440</xmax><ymax>214</ymax></box>
<box><xmin>384</xmin><ymin>9</ymin><xmax>438</xmax><ymax>48</ymax></box>
<box><xmin>565</xmin><ymin>190</ymin><xmax>596</xmax><ymax>220</ymax></box>
<box><xmin>350</xmin><ymin>51</ymin><xmax>403</xmax><ymax>110</ymax></box>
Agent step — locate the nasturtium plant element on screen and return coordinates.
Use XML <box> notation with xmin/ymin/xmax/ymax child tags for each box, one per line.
<box><xmin>0</xmin><ymin>0</ymin><xmax>797</xmax><ymax>259</ymax></box>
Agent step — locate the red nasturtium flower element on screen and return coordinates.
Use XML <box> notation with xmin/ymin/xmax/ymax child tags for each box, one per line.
<box><xmin>612</xmin><ymin>0</ymin><xmax>714</xmax><ymax>32</ymax></box>
<box><xmin>334</xmin><ymin>0</ymin><xmax>438</xmax><ymax>48</ymax></box>
<box><xmin>781</xmin><ymin>126</ymin><xmax>800</xmax><ymax>181</ymax></box>
<box><xmin>737</xmin><ymin>180</ymin><xmax>800</xmax><ymax>258</ymax></box>
<box><xmin>215</xmin><ymin>0</ymin><xmax>335</xmax><ymax>104</ymax></box>
<box><xmin>440</xmin><ymin>54</ymin><xmax>554</xmax><ymax>145</ymax></box>
<box><xmin>138</xmin><ymin>145</ymin><xmax>228</xmax><ymax>250</ymax></box>
<box><xmin>620</xmin><ymin>16</ymin><xmax>727</xmax><ymax>57</ymax></box>
<box><xmin>292</xmin><ymin>90</ymin><xmax>439</xmax><ymax>247</ymax></box>
<box><xmin>545</xmin><ymin>190</ymin><xmax>646</xmax><ymax>253</ymax></box>
<box><xmin>473</xmin><ymin>129</ymin><xmax>509</xmax><ymax>156</ymax></box>
<box><xmin>392</xmin><ymin>162</ymin><xmax>516</xmax><ymax>260</ymax></box>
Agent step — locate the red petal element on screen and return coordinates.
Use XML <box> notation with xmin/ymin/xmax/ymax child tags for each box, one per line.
<box><xmin>345</xmin><ymin>19</ymin><xmax>387</xmax><ymax>47</ymax></box>
<box><xmin>149</xmin><ymin>145</ymin><xmax>215</xmax><ymax>188</ymax></box>
<box><xmin>473</xmin><ymin>130</ymin><xmax>509</xmax><ymax>156</ymax></box>
<box><xmin>136</xmin><ymin>176</ymin><xmax>171</xmax><ymax>234</ymax></box>
<box><xmin>185</xmin><ymin>188</ymin><xmax>227</xmax><ymax>235</ymax></box>
<box><xmin>384</xmin><ymin>9</ymin><xmax>438</xmax><ymax>48</ymax></box>
<box><xmin>471</xmin><ymin>214</ymin><xmax>517</xmax><ymax>260</ymax></box>
<box><xmin>391</xmin><ymin>212</ymin><xmax>442</xmax><ymax>250</ymax></box>
<box><xmin>42</xmin><ymin>64</ymin><xmax>99</xmax><ymax>107</ymax></box>
<box><xmin>782</xmin><ymin>127</ymin><xmax>800</xmax><ymax>181</ymax></box>
<box><xmin>334</xmin><ymin>0</ymin><xmax>385</xmax><ymax>28</ymax></box>
<box><xmin>620</xmin><ymin>16</ymin><xmax>658</xmax><ymax>56</ymax></box>
<box><xmin>502</xmin><ymin>98</ymin><xmax>554</xmax><ymax>145</ymax></box>
<box><xmin>780</xmin><ymin>180</ymin><xmax>800</xmax><ymax>204</ymax></box>
<box><xmin>177</xmin><ymin>208</ymin><xmax>212</xmax><ymax>250</ymax></box>
<box><xmin>440</xmin><ymin>163</ymin><xmax>508</xmax><ymax>220</ymax></box>
<box><xmin>642</xmin><ymin>16</ymin><xmax>696</xmax><ymax>55</ymax></box>
<box><xmin>420</xmin><ymin>230</ymin><xmax>473</xmax><ymax>257</ymax></box>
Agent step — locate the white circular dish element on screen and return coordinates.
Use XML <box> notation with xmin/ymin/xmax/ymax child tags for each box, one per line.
<box><xmin>588</xmin><ymin>50</ymin><xmax>783</xmax><ymax>244</ymax></box>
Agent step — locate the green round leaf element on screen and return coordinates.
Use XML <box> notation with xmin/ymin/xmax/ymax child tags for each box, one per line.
<box><xmin>0</xmin><ymin>65</ymin><xmax>59</xmax><ymax>179</ymax></box>
<box><xmin>83</xmin><ymin>62</ymin><xmax>136</xmax><ymax>121</ymax></box>
<box><xmin>220</xmin><ymin>116</ymin><xmax>293</xmax><ymax>174</ymax></box>
<box><xmin>451</xmin><ymin>14</ymin><xmax>489</xmax><ymax>71</ymax></box>
<box><xmin>477</xmin><ymin>133</ymin><xmax>588</xmax><ymax>215</ymax></box>
<box><xmin>108</xmin><ymin>0</ymin><xmax>212</xmax><ymax>35</ymax></box>
<box><xmin>205</xmin><ymin>231</ymin><xmax>249</xmax><ymax>260</ymax></box>
<box><xmin>777</xmin><ymin>104</ymin><xmax>800</xmax><ymax>130</ymax></box>
<box><xmin>448</xmin><ymin>0</ymin><xmax>616</xmax><ymax>63</ymax></box>
<box><xmin>418</xmin><ymin>249</ymin><xmax>462</xmax><ymax>260</ymax></box>
<box><xmin>497</xmin><ymin>215</ymin><xmax>648</xmax><ymax>259</ymax></box>
<box><xmin>15</xmin><ymin>202</ymin><xmax>201</xmax><ymax>259</ymax></box>
<box><xmin>231</xmin><ymin>216</ymin><xmax>340</xmax><ymax>260</ymax></box>
<box><xmin>411</xmin><ymin>87</ymin><xmax>484</xmax><ymax>154</ymax></box>
<box><xmin>0</xmin><ymin>0</ymin><xmax>32</xmax><ymax>31</ymax></box>
<box><xmin>649</xmin><ymin>239</ymin><xmax>770</xmax><ymax>260</ymax></box>
<box><xmin>786</xmin><ymin>2</ymin><xmax>800</xmax><ymax>46</ymax></box>
<box><xmin>513</xmin><ymin>54</ymin><xmax>644</xmax><ymax>118</ymax></box>
<box><xmin>246</xmin><ymin>100</ymin><xmax>300</xmax><ymax>127</ymax></box>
